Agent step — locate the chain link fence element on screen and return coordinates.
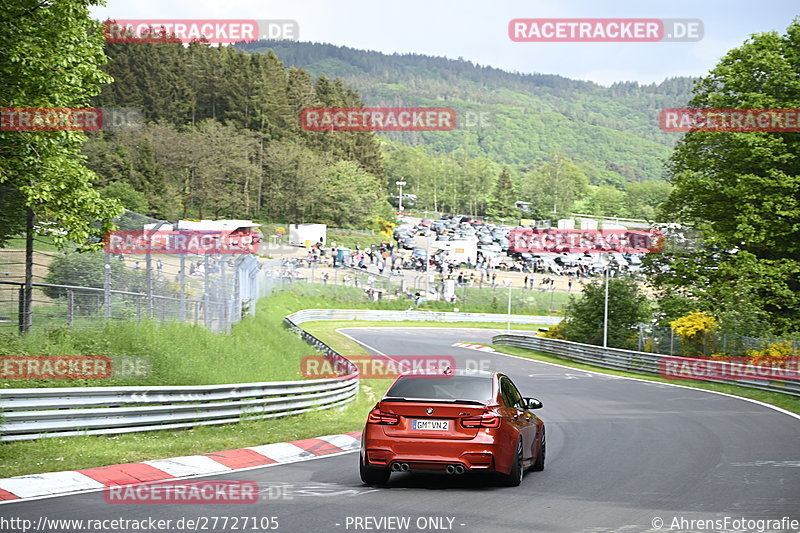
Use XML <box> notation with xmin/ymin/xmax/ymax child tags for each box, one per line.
<box><xmin>637</xmin><ymin>324</ymin><xmax>799</xmax><ymax>357</ymax></box>
<box><xmin>0</xmin><ymin>211</ymin><xmax>267</xmax><ymax>334</ymax></box>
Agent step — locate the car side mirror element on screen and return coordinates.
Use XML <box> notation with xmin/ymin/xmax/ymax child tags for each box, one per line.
<box><xmin>524</xmin><ymin>397</ymin><xmax>543</xmax><ymax>410</ymax></box>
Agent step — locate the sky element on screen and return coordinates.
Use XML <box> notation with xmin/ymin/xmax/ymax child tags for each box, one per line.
<box><xmin>90</xmin><ymin>0</ymin><xmax>799</xmax><ymax>86</ymax></box>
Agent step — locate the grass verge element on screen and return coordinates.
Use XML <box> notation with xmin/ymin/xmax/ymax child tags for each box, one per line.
<box><xmin>489</xmin><ymin>344</ymin><xmax>800</xmax><ymax>415</ymax></box>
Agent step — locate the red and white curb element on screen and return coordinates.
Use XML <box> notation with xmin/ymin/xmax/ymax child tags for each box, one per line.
<box><xmin>0</xmin><ymin>431</ymin><xmax>361</xmax><ymax>503</ymax></box>
<box><xmin>453</xmin><ymin>342</ymin><xmax>495</xmax><ymax>353</ymax></box>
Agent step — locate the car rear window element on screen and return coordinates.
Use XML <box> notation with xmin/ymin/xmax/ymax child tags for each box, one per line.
<box><xmin>385</xmin><ymin>376</ymin><xmax>494</xmax><ymax>403</ymax></box>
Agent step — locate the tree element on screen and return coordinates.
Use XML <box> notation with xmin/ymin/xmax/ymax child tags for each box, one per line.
<box><xmin>580</xmin><ymin>185</ymin><xmax>627</xmax><ymax>217</ymax></box>
<box><xmin>262</xmin><ymin>138</ymin><xmax>327</xmax><ymax>222</ymax></box>
<box><xmin>557</xmin><ymin>277</ymin><xmax>651</xmax><ymax>350</ymax></box>
<box><xmin>659</xmin><ymin>18</ymin><xmax>800</xmax><ymax>334</ymax></box>
<box><xmin>0</xmin><ymin>0</ymin><xmax>123</xmax><ymax>248</ymax></box>
<box><xmin>486</xmin><ymin>168</ymin><xmax>519</xmax><ymax>219</ymax></box>
<box><xmin>521</xmin><ymin>153</ymin><xmax>589</xmax><ymax>217</ymax></box>
<box><xmin>624</xmin><ymin>181</ymin><xmax>672</xmax><ymax>220</ymax></box>
<box><xmin>99</xmin><ymin>182</ymin><xmax>149</xmax><ymax>213</ymax></box>
<box><xmin>313</xmin><ymin>161</ymin><xmax>392</xmax><ymax>227</ymax></box>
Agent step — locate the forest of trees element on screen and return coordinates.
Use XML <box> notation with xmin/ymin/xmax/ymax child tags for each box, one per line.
<box><xmin>239</xmin><ymin>41</ymin><xmax>696</xmax><ymax>183</ymax></box>
<box><xmin>382</xmin><ymin>143</ymin><xmax>671</xmax><ymax>219</ymax></box>
<box><xmin>82</xmin><ymin>37</ymin><xmax>680</xmax><ymax>225</ymax></box>
<box><xmin>86</xmin><ymin>41</ymin><xmax>390</xmax><ymax>226</ymax></box>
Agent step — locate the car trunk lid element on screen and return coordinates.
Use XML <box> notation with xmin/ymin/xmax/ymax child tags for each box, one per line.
<box><xmin>377</xmin><ymin>399</ymin><xmax>490</xmax><ymax>440</ymax></box>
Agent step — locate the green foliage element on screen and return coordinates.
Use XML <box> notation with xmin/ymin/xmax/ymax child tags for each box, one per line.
<box><xmin>558</xmin><ymin>277</ymin><xmax>652</xmax><ymax>350</ymax></box>
<box><xmin>0</xmin><ymin>0</ymin><xmax>123</xmax><ymax>249</ymax></box>
<box><xmin>382</xmin><ymin>142</ymin><xmax>499</xmax><ymax>215</ymax></box>
<box><xmin>486</xmin><ymin>168</ymin><xmax>519</xmax><ymax>219</ymax></box>
<box><xmin>624</xmin><ymin>181</ymin><xmax>672</xmax><ymax>220</ymax></box>
<box><xmin>313</xmin><ymin>161</ymin><xmax>393</xmax><ymax>227</ymax></box>
<box><xmin>658</xmin><ymin>18</ymin><xmax>800</xmax><ymax>334</ymax></box>
<box><xmin>520</xmin><ymin>153</ymin><xmax>589</xmax><ymax>217</ymax></box>
<box><xmin>100</xmin><ymin>182</ymin><xmax>149</xmax><ymax>212</ymax></box>
<box><xmin>42</xmin><ymin>251</ymin><xmax>151</xmax><ymax>307</ymax></box>
<box><xmin>85</xmin><ymin>42</ymin><xmax>387</xmax><ymax>226</ymax></box>
<box><xmin>239</xmin><ymin>41</ymin><xmax>694</xmax><ymax>186</ymax></box>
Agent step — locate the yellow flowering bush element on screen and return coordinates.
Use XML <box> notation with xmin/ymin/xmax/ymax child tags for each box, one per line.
<box><xmin>745</xmin><ymin>341</ymin><xmax>799</xmax><ymax>363</ymax></box>
<box><xmin>670</xmin><ymin>311</ymin><xmax>718</xmax><ymax>339</ymax></box>
<box><xmin>670</xmin><ymin>311</ymin><xmax>718</xmax><ymax>357</ymax></box>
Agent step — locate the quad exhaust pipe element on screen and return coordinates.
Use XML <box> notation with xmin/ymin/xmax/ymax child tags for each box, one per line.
<box><xmin>445</xmin><ymin>464</ymin><xmax>466</xmax><ymax>475</ymax></box>
<box><xmin>391</xmin><ymin>462</ymin><xmax>410</xmax><ymax>472</ymax></box>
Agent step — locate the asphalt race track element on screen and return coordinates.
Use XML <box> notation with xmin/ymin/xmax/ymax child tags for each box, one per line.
<box><xmin>4</xmin><ymin>327</ymin><xmax>800</xmax><ymax>533</ymax></box>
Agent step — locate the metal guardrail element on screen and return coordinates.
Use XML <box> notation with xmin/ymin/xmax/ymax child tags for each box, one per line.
<box><xmin>285</xmin><ymin>309</ymin><xmax>564</xmax><ymax>326</ymax></box>
<box><xmin>0</xmin><ymin>313</ymin><xmax>359</xmax><ymax>442</ymax></box>
<box><xmin>0</xmin><ymin>377</ymin><xmax>358</xmax><ymax>442</ymax></box>
<box><xmin>0</xmin><ymin>310</ymin><xmax>557</xmax><ymax>442</ymax></box>
<box><xmin>492</xmin><ymin>333</ymin><xmax>800</xmax><ymax>398</ymax></box>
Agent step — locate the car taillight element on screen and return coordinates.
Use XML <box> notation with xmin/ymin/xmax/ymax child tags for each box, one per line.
<box><xmin>368</xmin><ymin>408</ymin><xmax>399</xmax><ymax>425</ymax></box>
<box><xmin>461</xmin><ymin>413</ymin><xmax>501</xmax><ymax>428</ymax></box>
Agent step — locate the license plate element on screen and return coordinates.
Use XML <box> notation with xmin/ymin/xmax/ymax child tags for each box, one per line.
<box><xmin>412</xmin><ymin>419</ymin><xmax>449</xmax><ymax>431</ymax></box>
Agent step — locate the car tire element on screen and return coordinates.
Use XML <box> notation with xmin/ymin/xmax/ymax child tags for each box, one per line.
<box><xmin>531</xmin><ymin>429</ymin><xmax>545</xmax><ymax>472</ymax></box>
<box><xmin>360</xmin><ymin>457</ymin><xmax>390</xmax><ymax>485</ymax></box>
<box><xmin>502</xmin><ymin>438</ymin><xmax>524</xmax><ymax>487</ymax></box>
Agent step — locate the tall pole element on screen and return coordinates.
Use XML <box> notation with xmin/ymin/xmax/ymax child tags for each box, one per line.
<box><xmin>507</xmin><ymin>285</ymin><xmax>511</xmax><ymax>332</ymax></box>
<box><xmin>396</xmin><ymin>180</ymin><xmax>406</xmax><ymax>213</ymax></box>
<box><xmin>179</xmin><ymin>254</ymin><xmax>186</xmax><ymax>322</ymax></box>
<box><xmin>425</xmin><ymin>249</ymin><xmax>430</xmax><ymax>299</ymax></box>
<box><xmin>21</xmin><ymin>208</ymin><xmax>34</xmax><ymax>333</ymax></box>
<box><xmin>603</xmin><ymin>262</ymin><xmax>609</xmax><ymax>348</ymax></box>
<box><xmin>104</xmin><ymin>252</ymin><xmax>112</xmax><ymax>319</ymax></box>
<box><xmin>504</xmin><ymin>279</ymin><xmax>512</xmax><ymax>332</ymax></box>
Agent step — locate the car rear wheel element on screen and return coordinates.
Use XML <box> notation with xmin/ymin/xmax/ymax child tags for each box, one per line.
<box><xmin>360</xmin><ymin>457</ymin><xmax>390</xmax><ymax>485</ymax></box>
<box><xmin>502</xmin><ymin>438</ymin><xmax>524</xmax><ymax>486</ymax></box>
<box><xmin>531</xmin><ymin>429</ymin><xmax>545</xmax><ymax>472</ymax></box>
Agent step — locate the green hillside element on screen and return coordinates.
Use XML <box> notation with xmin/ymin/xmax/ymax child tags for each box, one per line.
<box><xmin>237</xmin><ymin>41</ymin><xmax>696</xmax><ymax>186</ymax></box>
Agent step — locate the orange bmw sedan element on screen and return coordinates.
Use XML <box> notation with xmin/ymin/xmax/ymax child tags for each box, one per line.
<box><xmin>360</xmin><ymin>370</ymin><xmax>545</xmax><ymax>486</ymax></box>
